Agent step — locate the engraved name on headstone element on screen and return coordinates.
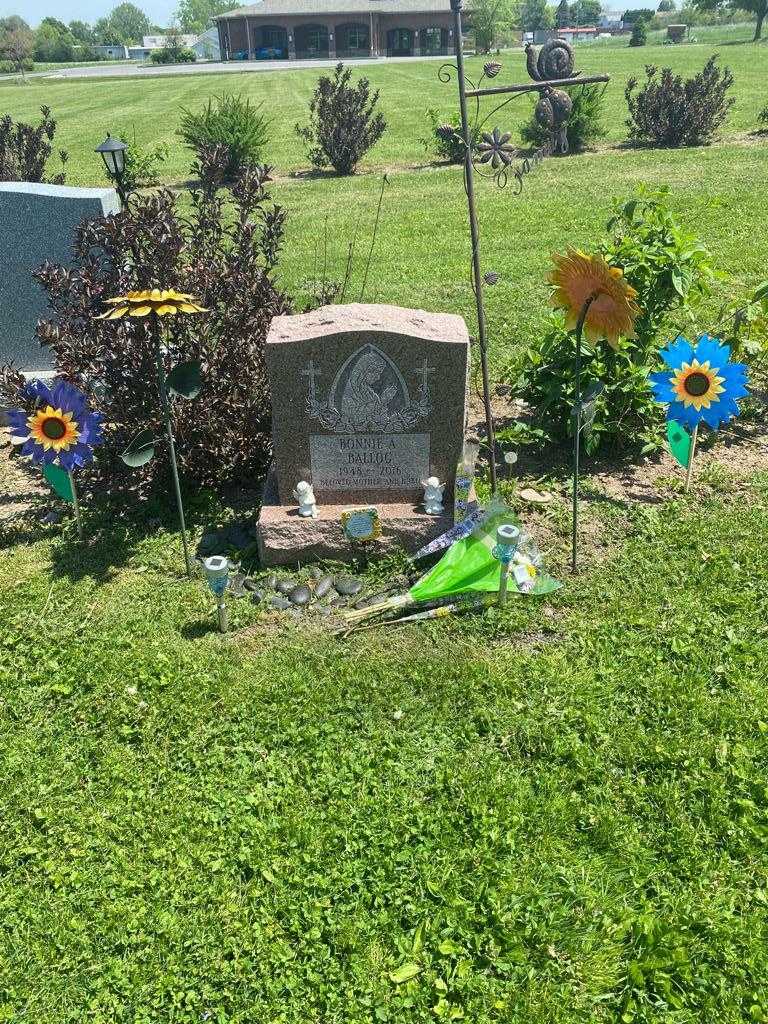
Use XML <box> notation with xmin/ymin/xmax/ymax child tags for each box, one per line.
<box><xmin>264</xmin><ymin>304</ymin><xmax>470</xmax><ymax>505</ymax></box>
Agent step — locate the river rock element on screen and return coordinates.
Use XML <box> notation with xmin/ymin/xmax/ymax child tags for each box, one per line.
<box><xmin>289</xmin><ymin>584</ymin><xmax>312</xmax><ymax>606</ymax></box>
<box><xmin>249</xmin><ymin>590</ymin><xmax>264</xmax><ymax>605</ymax></box>
<box><xmin>333</xmin><ymin>577</ymin><xmax>363</xmax><ymax>597</ymax></box>
<box><xmin>275</xmin><ymin>578</ymin><xmax>297</xmax><ymax>595</ymax></box>
<box><xmin>314</xmin><ymin>576</ymin><xmax>334</xmax><ymax>599</ymax></box>
<box><xmin>269</xmin><ymin>595</ymin><xmax>291</xmax><ymax>610</ymax></box>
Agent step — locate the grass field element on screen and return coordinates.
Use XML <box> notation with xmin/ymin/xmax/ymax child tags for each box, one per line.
<box><xmin>1</xmin><ymin>39</ymin><xmax>766</xmax><ymax>369</ymax></box>
<box><xmin>1</xmin><ymin>37</ymin><xmax>768</xmax><ymax>1023</ymax></box>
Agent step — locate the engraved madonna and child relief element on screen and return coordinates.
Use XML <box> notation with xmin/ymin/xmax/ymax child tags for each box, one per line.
<box><xmin>303</xmin><ymin>343</ymin><xmax>434</xmax><ymax>495</ymax></box>
<box><xmin>303</xmin><ymin>344</ymin><xmax>434</xmax><ymax>433</ymax></box>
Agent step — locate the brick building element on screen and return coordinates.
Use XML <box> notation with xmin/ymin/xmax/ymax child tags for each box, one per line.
<box><xmin>215</xmin><ymin>0</ymin><xmax>455</xmax><ymax>61</ymax></box>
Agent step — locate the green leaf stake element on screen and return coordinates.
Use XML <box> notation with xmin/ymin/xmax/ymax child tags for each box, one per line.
<box><xmin>97</xmin><ymin>289</ymin><xmax>208</xmax><ymax>578</ymax></box>
<box><xmin>7</xmin><ymin>379</ymin><xmax>105</xmax><ymax>542</ymax></box>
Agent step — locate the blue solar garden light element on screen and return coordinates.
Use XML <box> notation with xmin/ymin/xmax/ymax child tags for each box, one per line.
<box><xmin>492</xmin><ymin>523</ymin><xmax>520</xmax><ymax>607</ymax></box>
<box><xmin>203</xmin><ymin>555</ymin><xmax>230</xmax><ymax>632</ymax></box>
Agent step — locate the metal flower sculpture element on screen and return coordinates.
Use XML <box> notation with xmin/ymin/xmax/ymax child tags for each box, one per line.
<box><xmin>8</xmin><ymin>379</ymin><xmax>104</xmax><ymax>539</ymax></box>
<box><xmin>650</xmin><ymin>334</ymin><xmax>748</xmax><ymax>492</ymax></box>
<box><xmin>549</xmin><ymin>248</ymin><xmax>641</xmax><ymax>571</ymax></box>
<box><xmin>97</xmin><ymin>288</ymin><xmax>208</xmax><ymax>577</ymax></box>
<box><xmin>476</xmin><ymin>128</ymin><xmax>516</xmax><ymax>171</ymax></box>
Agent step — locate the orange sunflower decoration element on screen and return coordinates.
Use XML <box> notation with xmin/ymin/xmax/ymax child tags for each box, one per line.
<box><xmin>96</xmin><ymin>289</ymin><xmax>208</xmax><ymax>320</ymax></box>
<box><xmin>548</xmin><ymin>249</ymin><xmax>641</xmax><ymax>347</ymax></box>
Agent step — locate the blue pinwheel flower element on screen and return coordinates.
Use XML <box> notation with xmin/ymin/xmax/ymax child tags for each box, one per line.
<box><xmin>649</xmin><ymin>334</ymin><xmax>748</xmax><ymax>431</ymax></box>
<box><xmin>7</xmin><ymin>379</ymin><xmax>104</xmax><ymax>472</ymax></box>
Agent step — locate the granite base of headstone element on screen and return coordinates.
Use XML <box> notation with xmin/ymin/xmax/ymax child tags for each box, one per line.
<box><xmin>0</xmin><ymin>182</ymin><xmax>120</xmax><ymax>374</ymax></box>
<box><xmin>257</xmin><ymin>303</ymin><xmax>470</xmax><ymax>567</ymax></box>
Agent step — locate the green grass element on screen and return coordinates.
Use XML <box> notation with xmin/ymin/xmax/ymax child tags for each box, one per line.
<box><xmin>2</xmin><ymin>40</ymin><xmax>768</xmax><ymax>1022</ymax></box>
<box><xmin>1</xmin><ymin>477</ymin><xmax>768</xmax><ymax>1022</ymax></box>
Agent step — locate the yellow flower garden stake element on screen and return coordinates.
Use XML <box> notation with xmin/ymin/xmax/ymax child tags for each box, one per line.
<box><xmin>548</xmin><ymin>249</ymin><xmax>641</xmax><ymax>570</ymax></box>
<box><xmin>97</xmin><ymin>289</ymin><xmax>208</xmax><ymax>577</ymax></box>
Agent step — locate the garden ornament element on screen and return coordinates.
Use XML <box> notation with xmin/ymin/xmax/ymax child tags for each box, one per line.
<box><xmin>293</xmin><ymin>480</ymin><xmax>318</xmax><ymax>518</ymax></box>
<box><xmin>96</xmin><ymin>288</ymin><xmax>208</xmax><ymax>578</ymax></box>
<box><xmin>548</xmin><ymin>248</ymin><xmax>641</xmax><ymax>572</ymax></box>
<box><xmin>649</xmin><ymin>334</ymin><xmax>748</xmax><ymax>493</ymax></box>
<box><xmin>493</xmin><ymin>522</ymin><xmax>520</xmax><ymax>606</ymax></box>
<box><xmin>202</xmin><ymin>554</ymin><xmax>230</xmax><ymax>633</ymax></box>
<box><xmin>8</xmin><ymin>378</ymin><xmax>104</xmax><ymax>541</ymax></box>
<box><xmin>422</xmin><ymin>477</ymin><xmax>445</xmax><ymax>515</ymax></box>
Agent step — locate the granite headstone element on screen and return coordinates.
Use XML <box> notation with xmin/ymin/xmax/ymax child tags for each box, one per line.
<box><xmin>257</xmin><ymin>303</ymin><xmax>470</xmax><ymax>565</ymax></box>
<box><xmin>0</xmin><ymin>182</ymin><xmax>120</xmax><ymax>372</ymax></box>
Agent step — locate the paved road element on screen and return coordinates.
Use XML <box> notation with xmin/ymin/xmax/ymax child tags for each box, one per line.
<box><xmin>29</xmin><ymin>54</ymin><xmax>453</xmax><ymax>80</ymax></box>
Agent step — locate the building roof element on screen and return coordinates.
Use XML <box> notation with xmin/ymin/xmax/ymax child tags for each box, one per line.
<box><xmin>217</xmin><ymin>0</ymin><xmax>452</xmax><ymax>18</ymax></box>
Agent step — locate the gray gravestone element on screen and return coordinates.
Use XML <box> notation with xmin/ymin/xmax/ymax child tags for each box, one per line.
<box><xmin>0</xmin><ymin>182</ymin><xmax>120</xmax><ymax>372</ymax></box>
<box><xmin>265</xmin><ymin>303</ymin><xmax>470</xmax><ymax>504</ymax></box>
<box><xmin>257</xmin><ymin>303</ymin><xmax>470</xmax><ymax>565</ymax></box>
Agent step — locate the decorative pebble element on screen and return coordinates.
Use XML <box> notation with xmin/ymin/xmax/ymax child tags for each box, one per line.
<box><xmin>289</xmin><ymin>584</ymin><xmax>312</xmax><ymax>606</ymax></box>
<box><xmin>243</xmin><ymin>578</ymin><xmax>261</xmax><ymax>592</ymax></box>
<box><xmin>266</xmin><ymin>574</ymin><xmax>278</xmax><ymax>591</ymax></box>
<box><xmin>333</xmin><ymin>577</ymin><xmax>363</xmax><ymax>596</ymax></box>
<box><xmin>329</xmin><ymin>596</ymin><xmax>348</xmax><ymax>608</ymax></box>
<box><xmin>275</xmin><ymin>578</ymin><xmax>297</xmax><ymax>595</ymax></box>
<box><xmin>269</xmin><ymin>596</ymin><xmax>291</xmax><ymax>610</ymax></box>
<box><xmin>249</xmin><ymin>590</ymin><xmax>264</xmax><ymax>605</ymax></box>
<box><xmin>315</xmin><ymin>576</ymin><xmax>334</xmax><ymax>598</ymax></box>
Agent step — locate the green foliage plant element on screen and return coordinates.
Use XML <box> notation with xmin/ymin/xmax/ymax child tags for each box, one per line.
<box><xmin>179</xmin><ymin>94</ymin><xmax>270</xmax><ymax>182</ymax></box>
<box><xmin>420</xmin><ymin>108</ymin><xmax>479</xmax><ymax>164</ymax></box>
<box><xmin>519</xmin><ymin>85</ymin><xmax>607</xmax><ymax>152</ymax></box>
<box><xmin>514</xmin><ymin>189</ymin><xmax>716</xmax><ymax>454</ymax></box>
<box><xmin>630</xmin><ymin>19</ymin><xmax>648</xmax><ymax>44</ymax></box>
<box><xmin>105</xmin><ymin>126</ymin><xmax>169</xmax><ymax>191</ymax></box>
<box><xmin>296</xmin><ymin>62</ymin><xmax>387</xmax><ymax>175</ymax></box>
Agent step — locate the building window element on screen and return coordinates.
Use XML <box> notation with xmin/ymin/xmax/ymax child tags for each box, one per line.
<box><xmin>346</xmin><ymin>25</ymin><xmax>367</xmax><ymax>49</ymax></box>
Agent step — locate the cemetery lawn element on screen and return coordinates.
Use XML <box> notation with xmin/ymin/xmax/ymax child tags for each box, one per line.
<box><xmin>1</xmin><ymin>464</ymin><xmax>768</xmax><ymax>1021</ymax></box>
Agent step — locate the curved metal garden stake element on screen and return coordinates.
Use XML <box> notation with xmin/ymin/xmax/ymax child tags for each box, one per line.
<box><xmin>571</xmin><ymin>291</ymin><xmax>599</xmax><ymax>573</ymax></box>
<box><xmin>151</xmin><ymin>315</ymin><xmax>193</xmax><ymax>578</ymax></box>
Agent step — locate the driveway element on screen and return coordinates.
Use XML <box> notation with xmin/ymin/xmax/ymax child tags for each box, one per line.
<box><xmin>27</xmin><ymin>54</ymin><xmax>454</xmax><ymax>80</ymax></box>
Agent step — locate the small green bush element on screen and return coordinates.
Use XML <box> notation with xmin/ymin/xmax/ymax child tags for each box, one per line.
<box><xmin>630</xmin><ymin>20</ymin><xmax>648</xmax><ymax>45</ymax></box>
<box><xmin>180</xmin><ymin>94</ymin><xmax>270</xmax><ymax>182</ymax></box>
<box><xmin>511</xmin><ymin>190</ymin><xmax>716</xmax><ymax>453</ymax></box>
<box><xmin>758</xmin><ymin>103</ymin><xmax>768</xmax><ymax>131</ymax></box>
<box><xmin>519</xmin><ymin>85</ymin><xmax>607</xmax><ymax>152</ymax></box>
<box><xmin>150</xmin><ymin>45</ymin><xmax>196</xmax><ymax>64</ymax></box>
<box><xmin>420</xmin><ymin>108</ymin><xmax>479</xmax><ymax>164</ymax></box>
<box><xmin>295</xmin><ymin>63</ymin><xmax>386</xmax><ymax>175</ymax></box>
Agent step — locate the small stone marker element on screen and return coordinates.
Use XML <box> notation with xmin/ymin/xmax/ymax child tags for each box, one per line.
<box><xmin>0</xmin><ymin>182</ymin><xmax>120</xmax><ymax>372</ymax></box>
<box><xmin>258</xmin><ymin>303</ymin><xmax>470</xmax><ymax>565</ymax></box>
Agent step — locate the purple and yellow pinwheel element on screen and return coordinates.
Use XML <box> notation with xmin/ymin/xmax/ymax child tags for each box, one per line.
<box><xmin>8</xmin><ymin>379</ymin><xmax>103</xmax><ymax>472</ymax></box>
<box><xmin>649</xmin><ymin>334</ymin><xmax>748</xmax><ymax>431</ymax></box>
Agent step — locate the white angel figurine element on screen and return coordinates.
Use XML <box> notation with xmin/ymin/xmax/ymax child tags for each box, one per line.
<box><xmin>293</xmin><ymin>480</ymin><xmax>318</xmax><ymax>518</ymax></box>
<box><xmin>422</xmin><ymin>477</ymin><xmax>445</xmax><ymax>516</ymax></box>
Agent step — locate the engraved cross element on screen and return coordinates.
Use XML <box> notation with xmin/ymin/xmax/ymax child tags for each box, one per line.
<box><xmin>302</xmin><ymin>360</ymin><xmax>321</xmax><ymax>403</ymax></box>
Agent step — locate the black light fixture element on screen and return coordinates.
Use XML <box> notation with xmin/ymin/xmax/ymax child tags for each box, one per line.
<box><xmin>95</xmin><ymin>134</ymin><xmax>128</xmax><ymax>205</ymax></box>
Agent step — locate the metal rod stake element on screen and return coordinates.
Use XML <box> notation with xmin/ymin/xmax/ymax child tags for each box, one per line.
<box><xmin>216</xmin><ymin>599</ymin><xmax>228</xmax><ymax>633</ymax></box>
<box><xmin>684</xmin><ymin>422</ymin><xmax>699</xmax><ymax>494</ymax></box>
<box><xmin>572</xmin><ymin>292</ymin><xmax>598</xmax><ymax>573</ymax></box>
<box><xmin>451</xmin><ymin>0</ymin><xmax>498</xmax><ymax>494</ymax></box>
<box><xmin>152</xmin><ymin>317</ymin><xmax>193</xmax><ymax>578</ymax></box>
<box><xmin>68</xmin><ymin>471</ymin><xmax>83</xmax><ymax>541</ymax></box>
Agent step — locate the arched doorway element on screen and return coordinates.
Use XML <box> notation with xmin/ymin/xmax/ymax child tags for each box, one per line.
<box><xmin>256</xmin><ymin>24</ymin><xmax>288</xmax><ymax>58</ymax></box>
<box><xmin>336</xmin><ymin>22</ymin><xmax>369</xmax><ymax>57</ymax></box>
<box><xmin>386</xmin><ymin>27</ymin><xmax>413</xmax><ymax>56</ymax></box>
<box><xmin>419</xmin><ymin>26</ymin><xmax>448</xmax><ymax>55</ymax></box>
<box><xmin>294</xmin><ymin>23</ymin><xmax>329</xmax><ymax>58</ymax></box>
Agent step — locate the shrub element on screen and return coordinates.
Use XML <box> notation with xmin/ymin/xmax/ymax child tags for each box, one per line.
<box><xmin>103</xmin><ymin>126</ymin><xmax>169</xmax><ymax>192</ymax></box>
<box><xmin>512</xmin><ymin>190</ymin><xmax>715</xmax><ymax>453</ymax></box>
<box><xmin>622</xmin><ymin>8</ymin><xmax>654</xmax><ymax>21</ymax></box>
<box><xmin>519</xmin><ymin>84</ymin><xmax>607</xmax><ymax>152</ymax></box>
<box><xmin>0</xmin><ymin>105</ymin><xmax>67</xmax><ymax>183</ymax></box>
<box><xmin>150</xmin><ymin>45</ymin><xmax>196</xmax><ymax>64</ymax></box>
<box><xmin>625</xmin><ymin>56</ymin><xmax>735</xmax><ymax>147</ymax></box>
<box><xmin>296</xmin><ymin>62</ymin><xmax>387</xmax><ymax>175</ymax></box>
<box><xmin>5</xmin><ymin>148</ymin><xmax>292</xmax><ymax>499</ymax></box>
<box><xmin>179</xmin><ymin>94</ymin><xmax>270</xmax><ymax>182</ymax></box>
<box><xmin>758</xmin><ymin>103</ymin><xmax>768</xmax><ymax>131</ymax></box>
<box><xmin>629</xmin><ymin>19</ymin><xmax>648</xmax><ymax>45</ymax></box>
<box><xmin>420</xmin><ymin>108</ymin><xmax>480</xmax><ymax>164</ymax></box>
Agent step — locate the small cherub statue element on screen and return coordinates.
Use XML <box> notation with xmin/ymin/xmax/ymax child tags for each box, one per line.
<box><xmin>422</xmin><ymin>476</ymin><xmax>445</xmax><ymax>516</ymax></box>
<box><xmin>293</xmin><ymin>480</ymin><xmax>318</xmax><ymax>518</ymax></box>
